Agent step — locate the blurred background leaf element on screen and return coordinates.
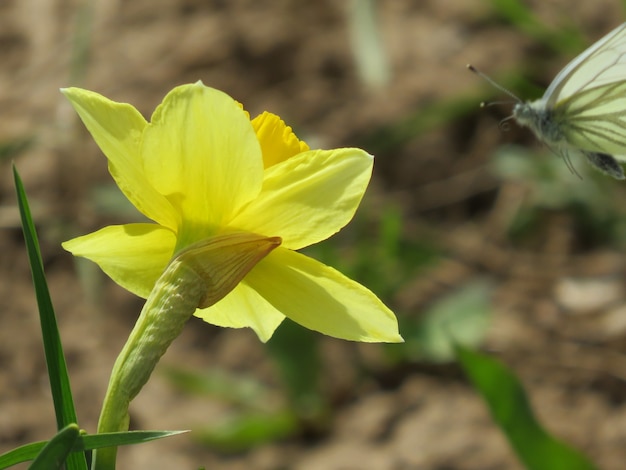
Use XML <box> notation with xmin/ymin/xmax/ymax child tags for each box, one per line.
<box><xmin>457</xmin><ymin>346</ymin><xmax>597</xmax><ymax>470</ymax></box>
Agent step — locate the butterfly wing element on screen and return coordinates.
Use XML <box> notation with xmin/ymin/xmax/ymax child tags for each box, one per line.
<box><xmin>543</xmin><ymin>23</ymin><xmax>626</xmax><ymax>106</ymax></box>
<box><xmin>542</xmin><ymin>22</ymin><xmax>626</xmax><ymax>169</ymax></box>
<box><xmin>556</xmin><ymin>80</ymin><xmax>626</xmax><ymax>155</ymax></box>
<box><xmin>544</xmin><ymin>22</ymin><xmax>626</xmax><ymax>105</ymax></box>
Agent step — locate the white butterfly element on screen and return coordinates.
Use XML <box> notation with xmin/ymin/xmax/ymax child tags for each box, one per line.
<box><xmin>470</xmin><ymin>22</ymin><xmax>626</xmax><ymax>180</ymax></box>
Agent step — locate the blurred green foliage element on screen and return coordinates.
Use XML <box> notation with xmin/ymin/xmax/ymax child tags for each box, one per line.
<box><xmin>162</xmin><ymin>320</ymin><xmax>326</xmax><ymax>453</ymax></box>
<box><xmin>458</xmin><ymin>346</ymin><xmax>596</xmax><ymax>469</ymax></box>
<box><xmin>0</xmin><ymin>136</ymin><xmax>33</xmax><ymax>161</ymax></box>
<box><xmin>390</xmin><ymin>280</ymin><xmax>493</xmax><ymax>363</ymax></box>
<box><xmin>487</xmin><ymin>0</ymin><xmax>586</xmax><ymax>53</ymax></box>
<box><xmin>492</xmin><ymin>146</ymin><xmax>626</xmax><ymax>247</ymax></box>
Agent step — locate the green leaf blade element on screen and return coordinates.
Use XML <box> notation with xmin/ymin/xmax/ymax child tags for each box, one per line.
<box><xmin>0</xmin><ymin>430</ymin><xmax>188</xmax><ymax>468</ymax></box>
<box><xmin>12</xmin><ymin>166</ymin><xmax>87</xmax><ymax>470</ymax></box>
<box><xmin>29</xmin><ymin>424</ymin><xmax>80</xmax><ymax>470</ymax></box>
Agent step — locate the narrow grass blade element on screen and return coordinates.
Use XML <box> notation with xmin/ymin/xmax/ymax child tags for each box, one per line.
<box><xmin>74</xmin><ymin>430</ymin><xmax>189</xmax><ymax>452</ymax></box>
<box><xmin>0</xmin><ymin>430</ymin><xmax>188</xmax><ymax>468</ymax></box>
<box><xmin>13</xmin><ymin>166</ymin><xmax>87</xmax><ymax>470</ymax></box>
<box><xmin>29</xmin><ymin>424</ymin><xmax>80</xmax><ymax>470</ymax></box>
<box><xmin>457</xmin><ymin>346</ymin><xmax>596</xmax><ymax>470</ymax></box>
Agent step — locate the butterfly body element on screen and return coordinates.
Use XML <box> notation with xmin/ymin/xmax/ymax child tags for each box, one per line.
<box><xmin>513</xmin><ymin>96</ymin><xmax>626</xmax><ymax>179</ymax></box>
<box><xmin>513</xmin><ymin>100</ymin><xmax>565</xmax><ymax>146</ymax></box>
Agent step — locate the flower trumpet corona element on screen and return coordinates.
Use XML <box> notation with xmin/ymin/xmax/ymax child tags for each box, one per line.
<box><xmin>62</xmin><ymin>82</ymin><xmax>402</xmax><ymax>469</ymax></box>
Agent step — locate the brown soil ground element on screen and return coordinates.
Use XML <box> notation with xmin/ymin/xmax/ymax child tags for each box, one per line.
<box><xmin>2</xmin><ymin>1</ymin><xmax>626</xmax><ymax>469</ymax></box>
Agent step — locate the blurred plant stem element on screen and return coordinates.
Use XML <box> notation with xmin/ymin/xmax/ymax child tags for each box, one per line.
<box><xmin>347</xmin><ymin>0</ymin><xmax>390</xmax><ymax>88</ymax></box>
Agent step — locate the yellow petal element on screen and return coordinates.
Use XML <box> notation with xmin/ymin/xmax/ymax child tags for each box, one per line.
<box><xmin>61</xmin><ymin>88</ymin><xmax>179</xmax><ymax>230</ymax></box>
<box><xmin>141</xmin><ymin>82</ymin><xmax>264</xmax><ymax>247</ymax></box>
<box><xmin>63</xmin><ymin>224</ymin><xmax>176</xmax><ymax>298</ymax></box>
<box><xmin>231</xmin><ymin>148</ymin><xmax>373</xmax><ymax>250</ymax></box>
<box><xmin>194</xmin><ymin>282</ymin><xmax>286</xmax><ymax>342</ymax></box>
<box><xmin>245</xmin><ymin>248</ymin><xmax>403</xmax><ymax>342</ymax></box>
<box><xmin>251</xmin><ymin>112</ymin><xmax>309</xmax><ymax>168</ymax></box>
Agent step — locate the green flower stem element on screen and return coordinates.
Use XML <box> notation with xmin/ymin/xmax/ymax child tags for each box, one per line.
<box><xmin>92</xmin><ymin>258</ymin><xmax>206</xmax><ymax>470</ymax></box>
<box><xmin>91</xmin><ymin>233</ymin><xmax>281</xmax><ymax>470</ymax></box>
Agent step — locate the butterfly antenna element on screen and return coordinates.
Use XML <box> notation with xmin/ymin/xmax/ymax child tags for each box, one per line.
<box><xmin>481</xmin><ymin>100</ymin><xmax>516</xmax><ymax>107</ymax></box>
<box><xmin>467</xmin><ymin>64</ymin><xmax>522</xmax><ymax>102</ymax></box>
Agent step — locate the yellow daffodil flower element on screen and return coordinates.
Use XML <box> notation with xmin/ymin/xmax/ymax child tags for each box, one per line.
<box><xmin>64</xmin><ymin>82</ymin><xmax>402</xmax><ymax>469</ymax></box>
<box><xmin>62</xmin><ymin>81</ymin><xmax>401</xmax><ymax>344</ymax></box>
